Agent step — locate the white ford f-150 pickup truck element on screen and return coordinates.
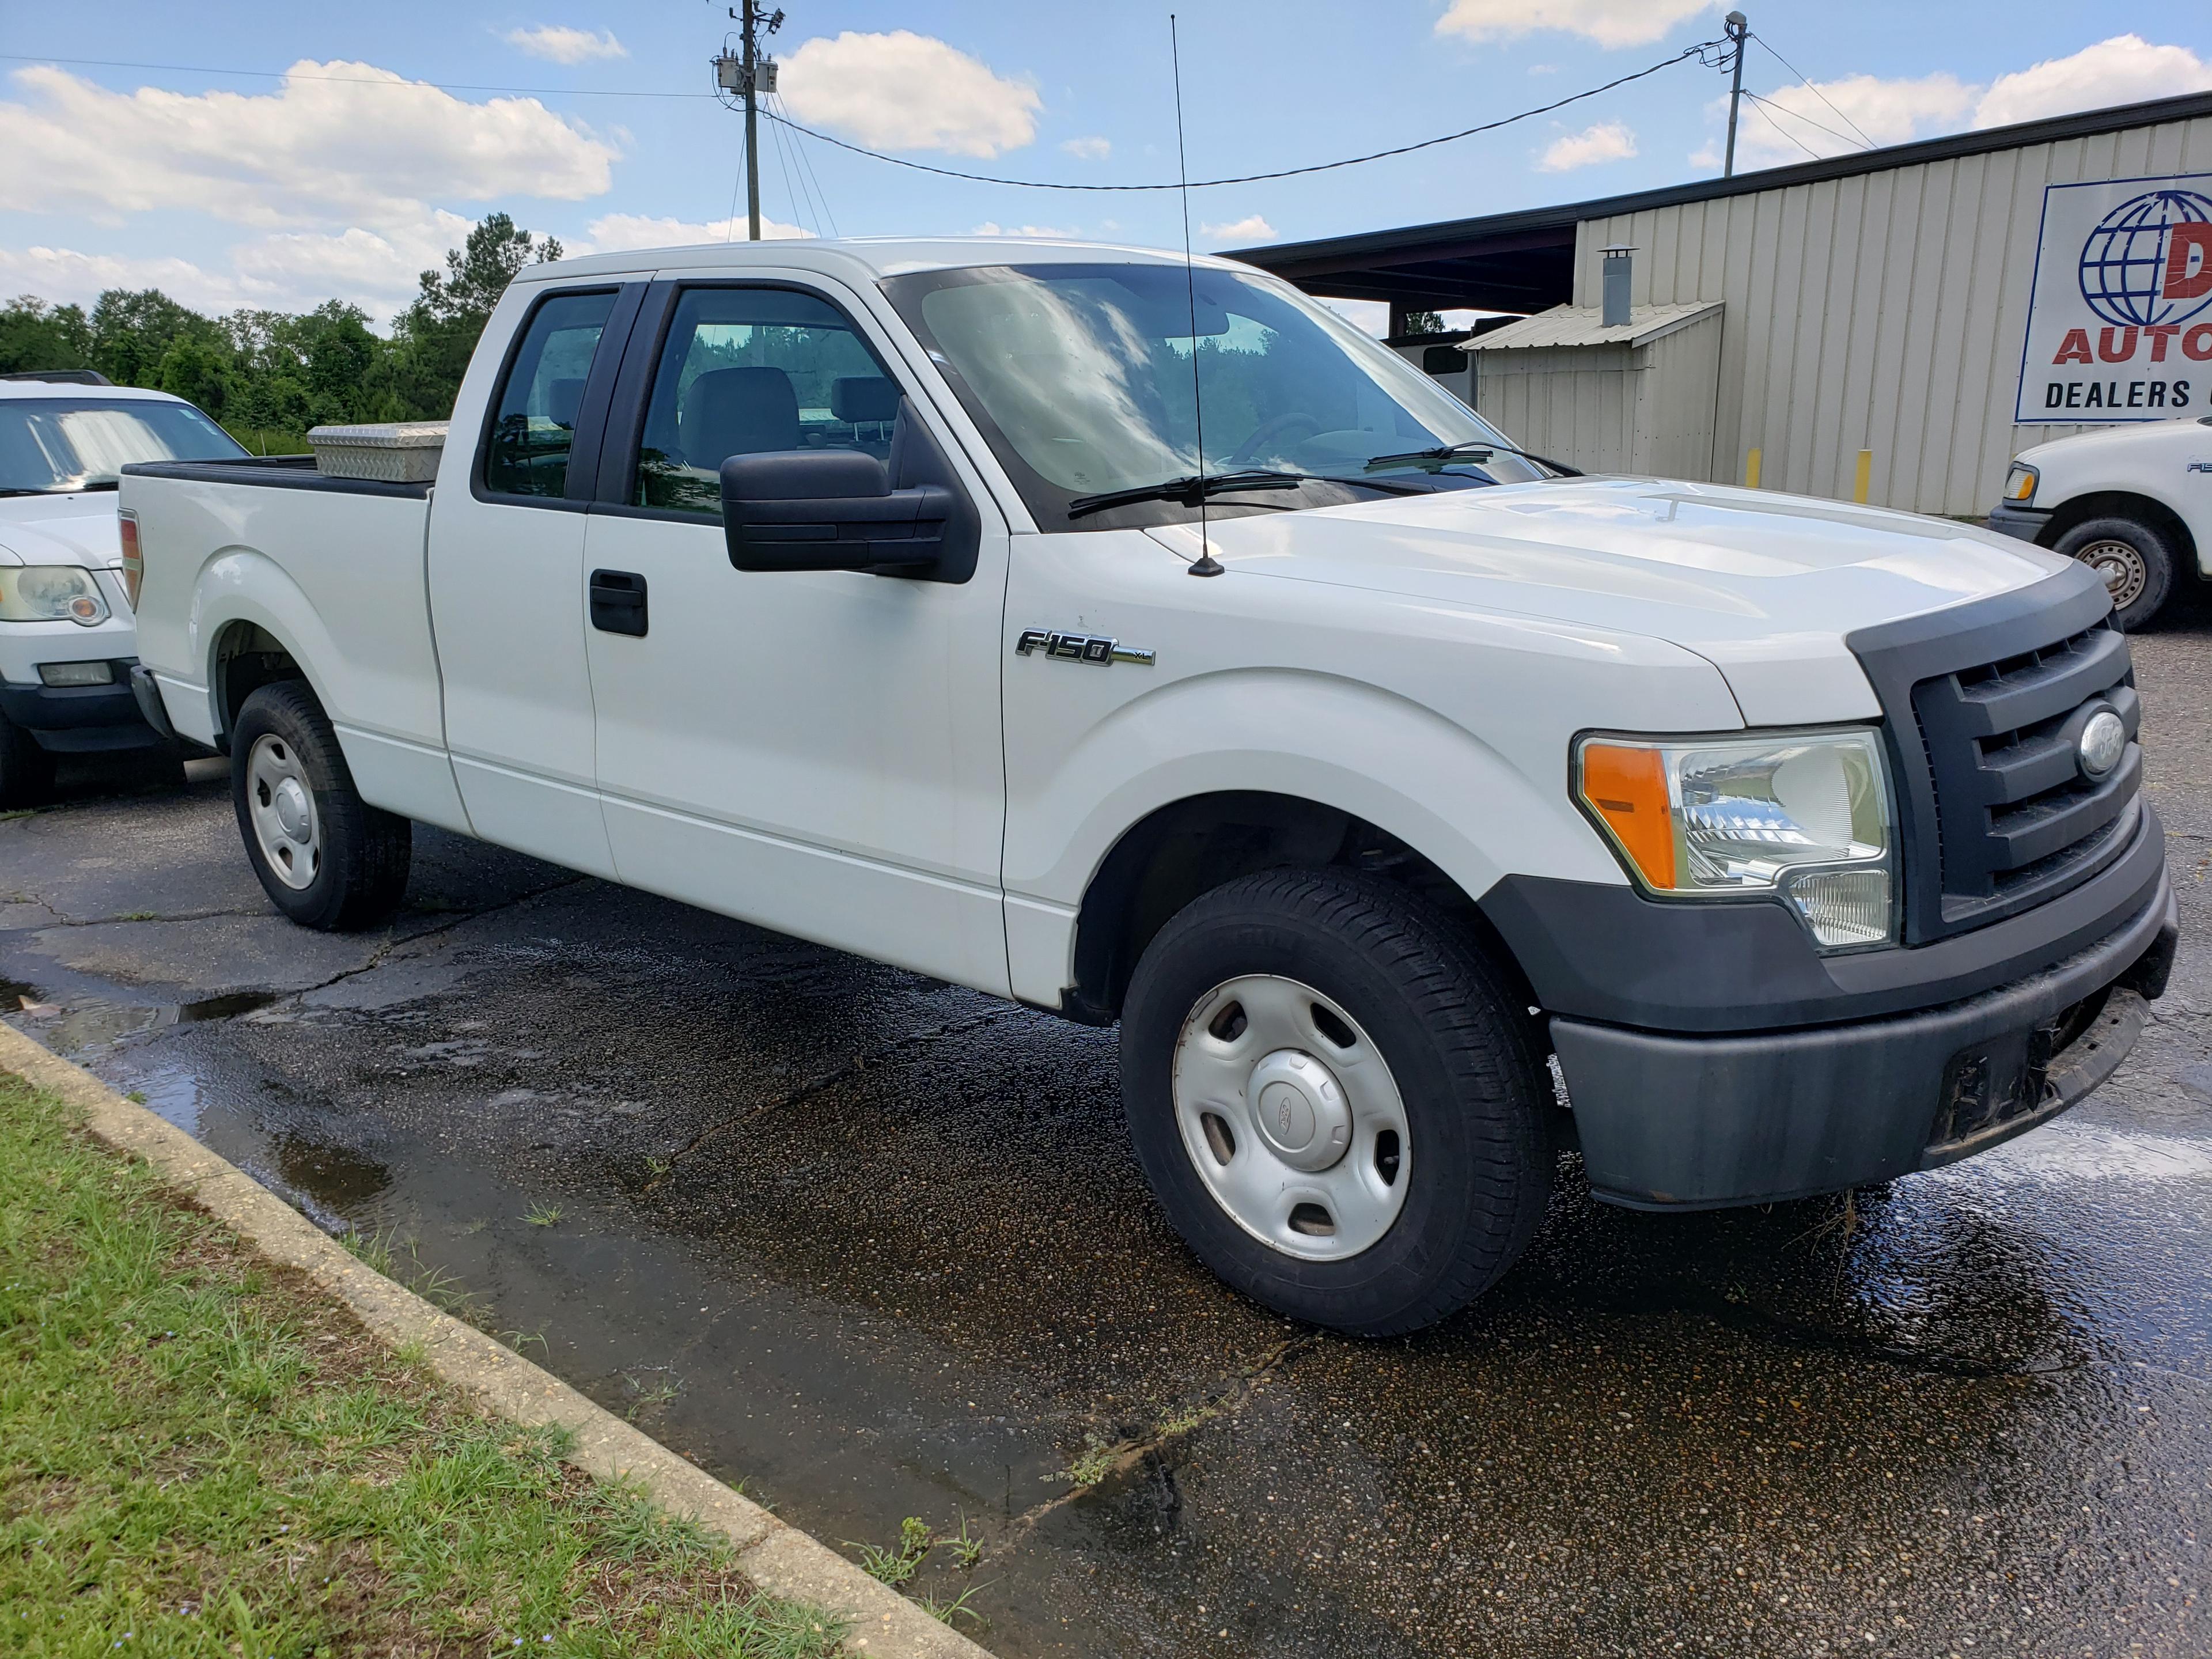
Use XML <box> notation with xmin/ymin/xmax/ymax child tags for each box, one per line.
<box><xmin>1986</xmin><ymin>414</ymin><xmax>2212</xmax><ymax>631</ymax></box>
<box><xmin>121</xmin><ymin>238</ymin><xmax>2176</xmax><ymax>1335</ymax></box>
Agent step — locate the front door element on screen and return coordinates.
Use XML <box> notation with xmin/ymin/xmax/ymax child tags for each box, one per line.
<box><xmin>429</xmin><ymin>283</ymin><xmax>637</xmax><ymax>877</ymax></box>
<box><xmin>581</xmin><ymin>276</ymin><xmax>1012</xmax><ymax>993</ymax></box>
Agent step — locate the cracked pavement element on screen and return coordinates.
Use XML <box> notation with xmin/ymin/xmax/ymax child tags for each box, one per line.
<box><xmin>5</xmin><ymin>603</ymin><xmax>2211</xmax><ymax>1657</ymax></box>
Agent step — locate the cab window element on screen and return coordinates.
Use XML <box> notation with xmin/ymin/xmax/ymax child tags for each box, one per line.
<box><xmin>482</xmin><ymin>289</ymin><xmax>618</xmax><ymax>498</ymax></box>
<box><xmin>632</xmin><ymin>286</ymin><xmax>901</xmax><ymax>520</ymax></box>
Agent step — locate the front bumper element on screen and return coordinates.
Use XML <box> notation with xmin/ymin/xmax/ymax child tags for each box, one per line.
<box><xmin>0</xmin><ymin>660</ymin><xmax>168</xmax><ymax>753</ymax></box>
<box><xmin>1549</xmin><ymin>871</ymin><xmax>2174</xmax><ymax>1209</ymax></box>
<box><xmin>1984</xmin><ymin>501</ymin><xmax>2054</xmax><ymax>544</ymax></box>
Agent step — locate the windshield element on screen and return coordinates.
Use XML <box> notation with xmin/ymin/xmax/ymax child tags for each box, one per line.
<box><xmin>879</xmin><ymin>261</ymin><xmax>1546</xmax><ymax>530</ymax></box>
<box><xmin>0</xmin><ymin>398</ymin><xmax>246</xmax><ymax>494</ymax></box>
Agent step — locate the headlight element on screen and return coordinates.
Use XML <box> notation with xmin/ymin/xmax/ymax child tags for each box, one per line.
<box><xmin>2002</xmin><ymin>463</ymin><xmax>2038</xmax><ymax>505</ymax></box>
<box><xmin>1574</xmin><ymin>728</ymin><xmax>1896</xmax><ymax>950</ymax></box>
<box><xmin>0</xmin><ymin>565</ymin><xmax>111</xmax><ymax>626</ymax></box>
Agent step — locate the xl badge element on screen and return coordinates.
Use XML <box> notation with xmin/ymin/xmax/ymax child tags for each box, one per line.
<box><xmin>1015</xmin><ymin>629</ymin><xmax>1156</xmax><ymax>667</ymax></box>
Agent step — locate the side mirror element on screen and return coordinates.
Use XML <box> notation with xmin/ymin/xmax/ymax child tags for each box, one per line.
<box><xmin>720</xmin><ymin>449</ymin><xmax>952</xmax><ymax>575</ymax></box>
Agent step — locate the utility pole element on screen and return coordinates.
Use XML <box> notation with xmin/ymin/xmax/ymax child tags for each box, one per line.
<box><xmin>1722</xmin><ymin>11</ymin><xmax>1748</xmax><ymax>179</ymax></box>
<box><xmin>714</xmin><ymin>3</ymin><xmax>783</xmax><ymax>240</ymax></box>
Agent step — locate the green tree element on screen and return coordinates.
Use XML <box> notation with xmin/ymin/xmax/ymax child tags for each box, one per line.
<box><xmin>156</xmin><ymin>334</ymin><xmax>232</xmax><ymax>417</ymax></box>
<box><xmin>89</xmin><ymin>289</ymin><xmax>227</xmax><ymax>387</ymax></box>
<box><xmin>378</xmin><ymin>212</ymin><xmax>563</xmax><ymax>419</ymax></box>
<box><xmin>0</xmin><ymin>297</ymin><xmax>94</xmax><ymax>375</ymax></box>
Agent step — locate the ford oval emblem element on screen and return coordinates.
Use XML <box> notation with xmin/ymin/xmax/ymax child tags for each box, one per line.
<box><xmin>2077</xmin><ymin>708</ymin><xmax>2126</xmax><ymax>781</ymax></box>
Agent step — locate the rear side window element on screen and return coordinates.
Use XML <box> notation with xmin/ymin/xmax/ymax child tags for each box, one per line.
<box><xmin>483</xmin><ymin>290</ymin><xmax>618</xmax><ymax>498</ymax></box>
<box><xmin>632</xmin><ymin>286</ymin><xmax>900</xmax><ymax>520</ymax></box>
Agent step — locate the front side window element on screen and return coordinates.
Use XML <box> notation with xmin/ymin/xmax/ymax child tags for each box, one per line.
<box><xmin>0</xmin><ymin>399</ymin><xmax>244</xmax><ymax>494</ymax></box>
<box><xmin>632</xmin><ymin>286</ymin><xmax>901</xmax><ymax>520</ymax></box>
<box><xmin>879</xmin><ymin>261</ymin><xmax>1546</xmax><ymax>531</ymax></box>
<box><xmin>482</xmin><ymin>289</ymin><xmax>618</xmax><ymax>499</ymax></box>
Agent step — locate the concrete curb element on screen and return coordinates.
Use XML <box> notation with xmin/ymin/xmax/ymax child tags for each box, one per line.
<box><xmin>0</xmin><ymin>1022</ymin><xmax>995</xmax><ymax>1659</ymax></box>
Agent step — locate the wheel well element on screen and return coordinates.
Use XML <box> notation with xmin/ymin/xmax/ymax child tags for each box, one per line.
<box><xmin>1063</xmin><ymin>790</ymin><xmax>1523</xmax><ymax>1024</ymax></box>
<box><xmin>2041</xmin><ymin>490</ymin><xmax>2198</xmax><ymax>571</ymax></box>
<box><xmin>211</xmin><ymin>623</ymin><xmax>308</xmax><ymax>751</ymax></box>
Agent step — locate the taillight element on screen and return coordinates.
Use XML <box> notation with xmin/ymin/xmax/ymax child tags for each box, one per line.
<box><xmin>118</xmin><ymin>510</ymin><xmax>143</xmax><ymax>609</ymax></box>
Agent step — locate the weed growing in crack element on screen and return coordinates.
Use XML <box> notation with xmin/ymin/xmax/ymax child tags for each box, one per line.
<box><xmin>622</xmin><ymin>1369</ymin><xmax>683</xmax><ymax>1422</ymax></box>
<box><xmin>944</xmin><ymin>1514</ymin><xmax>984</xmax><ymax>1571</ymax></box>
<box><xmin>114</xmin><ymin>911</ymin><xmax>161</xmax><ymax>922</ymax></box>
<box><xmin>523</xmin><ymin>1202</ymin><xmax>563</xmax><ymax>1228</ymax></box>
<box><xmin>916</xmin><ymin>1582</ymin><xmax>991</xmax><ymax>1628</ymax></box>
<box><xmin>1154</xmin><ymin>1400</ymin><xmax>1221</xmax><ymax>1440</ymax></box>
<box><xmin>1054</xmin><ymin>1438</ymin><xmax>1122</xmax><ymax>1487</ymax></box>
<box><xmin>848</xmin><ymin>1516</ymin><xmax>934</xmax><ymax>1588</ymax></box>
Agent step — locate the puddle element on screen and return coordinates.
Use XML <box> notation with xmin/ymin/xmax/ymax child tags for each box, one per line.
<box><xmin>4</xmin><ymin>990</ymin><xmax>282</xmax><ymax>1056</ymax></box>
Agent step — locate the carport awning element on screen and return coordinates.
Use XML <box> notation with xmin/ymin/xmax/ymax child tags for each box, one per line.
<box><xmin>1230</xmin><ymin>221</ymin><xmax>1575</xmax><ymax>313</ymax></box>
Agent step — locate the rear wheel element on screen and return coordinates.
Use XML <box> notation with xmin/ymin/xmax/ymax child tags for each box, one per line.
<box><xmin>2052</xmin><ymin>514</ymin><xmax>2175</xmax><ymax>631</ymax></box>
<box><xmin>1119</xmin><ymin>869</ymin><xmax>1552</xmax><ymax>1336</ymax></box>
<box><xmin>231</xmin><ymin>681</ymin><xmax>410</xmax><ymax>931</ymax></box>
<box><xmin>0</xmin><ymin>710</ymin><xmax>55</xmax><ymax>810</ymax></box>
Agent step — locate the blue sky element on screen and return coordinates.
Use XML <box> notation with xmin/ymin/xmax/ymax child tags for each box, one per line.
<box><xmin>2</xmin><ymin>1</ymin><xmax>2209</xmax><ymax>332</ymax></box>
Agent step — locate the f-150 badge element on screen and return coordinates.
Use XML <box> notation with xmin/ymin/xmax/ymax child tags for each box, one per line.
<box><xmin>1015</xmin><ymin>629</ymin><xmax>1156</xmax><ymax>666</ymax></box>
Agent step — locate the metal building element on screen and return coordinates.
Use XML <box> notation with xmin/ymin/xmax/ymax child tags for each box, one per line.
<box><xmin>1238</xmin><ymin>90</ymin><xmax>2212</xmax><ymax>517</ymax></box>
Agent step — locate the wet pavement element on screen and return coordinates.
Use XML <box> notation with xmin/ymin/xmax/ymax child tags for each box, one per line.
<box><xmin>5</xmin><ymin>608</ymin><xmax>2210</xmax><ymax>1659</ymax></box>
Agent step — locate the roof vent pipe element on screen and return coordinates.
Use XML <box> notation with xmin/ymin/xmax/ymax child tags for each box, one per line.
<box><xmin>1600</xmin><ymin>244</ymin><xmax>1634</xmax><ymax>329</ymax></box>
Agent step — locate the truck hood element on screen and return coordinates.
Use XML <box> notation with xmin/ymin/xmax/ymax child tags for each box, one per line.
<box><xmin>0</xmin><ymin>493</ymin><xmax>123</xmax><ymax>570</ymax></box>
<box><xmin>1150</xmin><ymin>478</ymin><xmax>2074</xmax><ymax>725</ymax></box>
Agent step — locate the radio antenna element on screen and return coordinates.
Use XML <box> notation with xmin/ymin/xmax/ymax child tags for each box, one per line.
<box><xmin>1171</xmin><ymin>14</ymin><xmax>1222</xmax><ymax>578</ymax></box>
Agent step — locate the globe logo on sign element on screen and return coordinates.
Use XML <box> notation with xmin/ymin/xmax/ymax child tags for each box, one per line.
<box><xmin>2077</xmin><ymin>188</ymin><xmax>2212</xmax><ymax>327</ymax></box>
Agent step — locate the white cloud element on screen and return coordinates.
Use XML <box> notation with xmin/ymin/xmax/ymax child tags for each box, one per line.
<box><xmin>1320</xmin><ymin>298</ymin><xmax>1390</xmax><ymax>337</ymax></box>
<box><xmin>1537</xmin><ymin>120</ymin><xmax>1638</xmax><ymax>171</ymax></box>
<box><xmin>1973</xmin><ymin>35</ymin><xmax>2212</xmax><ymax>130</ymax></box>
<box><xmin>1437</xmin><ymin>0</ymin><xmax>1713</xmax><ymax>50</ymax></box>
<box><xmin>969</xmin><ymin>221</ymin><xmax>1080</xmax><ymax>238</ymax></box>
<box><xmin>1201</xmin><ymin>214</ymin><xmax>1275</xmax><ymax>244</ymax></box>
<box><xmin>0</xmin><ymin>62</ymin><xmax>616</xmax><ymax>232</ymax></box>
<box><xmin>779</xmin><ymin>31</ymin><xmax>1039</xmax><ymax>157</ymax></box>
<box><xmin>505</xmin><ymin>25</ymin><xmax>627</xmax><ymax>64</ymax></box>
<box><xmin>0</xmin><ymin>244</ymin><xmax>252</xmax><ymax>316</ymax></box>
<box><xmin>1699</xmin><ymin>37</ymin><xmax>2211</xmax><ymax>173</ymax></box>
<box><xmin>582</xmin><ymin>212</ymin><xmax>810</xmax><ymax>251</ymax></box>
<box><xmin>1060</xmin><ymin>135</ymin><xmax>1111</xmax><ymax>160</ymax></box>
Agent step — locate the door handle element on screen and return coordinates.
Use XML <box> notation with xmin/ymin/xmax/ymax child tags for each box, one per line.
<box><xmin>589</xmin><ymin>569</ymin><xmax>647</xmax><ymax>637</ymax></box>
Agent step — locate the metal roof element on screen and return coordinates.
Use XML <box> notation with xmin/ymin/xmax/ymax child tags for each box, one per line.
<box><xmin>1230</xmin><ymin>89</ymin><xmax>2212</xmax><ymax>311</ymax></box>
<box><xmin>1464</xmin><ymin>301</ymin><xmax>1724</xmax><ymax>351</ymax></box>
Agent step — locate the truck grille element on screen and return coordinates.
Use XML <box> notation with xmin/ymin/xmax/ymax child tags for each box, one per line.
<box><xmin>1847</xmin><ymin>566</ymin><xmax>2141</xmax><ymax>943</ymax></box>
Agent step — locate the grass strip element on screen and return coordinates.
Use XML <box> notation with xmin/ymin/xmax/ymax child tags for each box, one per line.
<box><xmin>0</xmin><ymin>1071</ymin><xmax>845</xmax><ymax>1657</ymax></box>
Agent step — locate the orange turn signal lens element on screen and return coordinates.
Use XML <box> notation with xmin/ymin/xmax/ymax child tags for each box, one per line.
<box><xmin>1577</xmin><ymin>741</ymin><xmax>1676</xmax><ymax>889</ymax></box>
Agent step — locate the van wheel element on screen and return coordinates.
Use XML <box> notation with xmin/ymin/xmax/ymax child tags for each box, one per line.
<box><xmin>1119</xmin><ymin>869</ymin><xmax>1552</xmax><ymax>1336</ymax></box>
<box><xmin>0</xmin><ymin>711</ymin><xmax>55</xmax><ymax>810</ymax></box>
<box><xmin>231</xmin><ymin>681</ymin><xmax>410</xmax><ymax>931</ymax></box>
<box><xmin>2053</xmin><ymin>515</ymin><xmax>2175</xmax><ymax>631</ymax></box>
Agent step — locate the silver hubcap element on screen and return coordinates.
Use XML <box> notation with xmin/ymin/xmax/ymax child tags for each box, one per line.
<box><xmin>2077</xmin><ymin>539</ymin><xmax>2147</xmax><ymax>612</ymax></box>
<box><xmin>247</xmin><ymin>734</ymin><xmax>321</xmax><ymax>890</ymax></box>
<box><xmin>1171</xmin><ymin>974</ymin><xmax>1411</xmax><ymax>1261</ymax></box>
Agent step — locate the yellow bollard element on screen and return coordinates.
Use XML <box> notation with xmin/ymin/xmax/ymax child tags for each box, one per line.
<box><xmin>1745</xmin><ymin>447</ymin><xmax>1762</xmax><ymax>489</ymax></box>
<box><xmin>1854</xmin><ymin>449</ymin><xmax>1873</xmax><ymax>504</ymax></box>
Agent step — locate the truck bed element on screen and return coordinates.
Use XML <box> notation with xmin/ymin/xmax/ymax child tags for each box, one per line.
<box><xmin>123</xmin><ymin>454</ymin><xmax>431</xmax><ymax>501</ymax></box>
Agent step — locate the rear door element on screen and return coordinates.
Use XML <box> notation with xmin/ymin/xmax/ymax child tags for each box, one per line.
<box><xmin>579</xmin><ymin>273</ymin><xmax>1013</xmax><ymax>993</ymax></box>
<box><xmin>429</xmin><ymin>282</ymin><xmax>641</xmax><ymax>876</ymax></box>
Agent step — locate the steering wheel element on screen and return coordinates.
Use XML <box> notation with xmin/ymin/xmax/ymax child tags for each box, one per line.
<box><xmin>1225</xmin><ymin>411</ymin><xmax>1321</xmax><ymax>468</ymax></box>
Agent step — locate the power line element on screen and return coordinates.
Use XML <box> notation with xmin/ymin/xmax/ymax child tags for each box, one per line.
<box><xmin>1741</xmin><ymin>89</ymin><xmax>1872</xmax><ymax>156</ymax></box>
<box><xmin>1748</xmin><ymin>32</ymin><xmax>1879</xmax><ymax>150</ymax></box>
<box><xmin>1740</xmin><ymin>93</ymin><xmax>1830</xmax><ymax>161</ymax></box>
<box><xmin>756</xmin><ymin>38</ymin><xmax>1729</xmax><ymax>192</ymax></box>
<box><xmin>775</xmin><ymin>92</ymin><xmax>840</xmax><ymax>237</ymax></box>
<box><xmin>0</xmin><ymin>52</ymin><xmax>711</xmax><ymax>97</ymax></box>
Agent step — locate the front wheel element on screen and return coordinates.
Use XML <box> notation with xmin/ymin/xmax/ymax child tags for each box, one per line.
<box><xmin>1119</xmin><ymin>869</ymin><xmax>1553</xmax><ymax>1336</ymax></box>
<box><xmin>230</xmin><ymin>681</ymin><xmax>411</xmax><ymax>931</ymax></box>
<box><xmin>2052</xmin><ymin>514</ymin><xmax>2175</xmax><ymax>631</ymax></box>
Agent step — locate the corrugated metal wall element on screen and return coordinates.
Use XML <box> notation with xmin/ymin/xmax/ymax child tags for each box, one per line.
<box><xmin>1475</xmin><ymin>312</ymin><xmax>1722</xmax><ymax>479</ymax></box>
<box><xmin>1572</xmin><ymin>111</ymin><xmax>2212</xmax><ymax>516</ymax></box>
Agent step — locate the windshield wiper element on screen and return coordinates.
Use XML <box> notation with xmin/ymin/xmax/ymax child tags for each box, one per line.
<box><xmin>1364</xmin><ymin>440</ymin><xmax>1582</xmax><ymax>478</ymax></box>
<box><xmin>1066</xmin><ymin>468</ymin><xmax>1447</xmax><ymax>518</ymax></box>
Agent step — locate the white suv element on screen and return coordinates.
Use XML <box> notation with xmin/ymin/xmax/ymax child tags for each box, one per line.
<box><xmin>0</xmin><ymin>373</ymin><xmax>245</xmax><ymax>804</ymax></box>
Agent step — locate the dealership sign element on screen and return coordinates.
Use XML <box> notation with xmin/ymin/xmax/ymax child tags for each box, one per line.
<box><xmin>2016</xmin><ymin>172</ymin><xmax>2212</xmax><ymax>424</ymax></box>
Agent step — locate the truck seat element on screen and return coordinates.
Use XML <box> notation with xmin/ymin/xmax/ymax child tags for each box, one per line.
<box><xmin>680</xmin><ymin>366</ymin><xmax>800</xmax><ymax>468</ymax></box>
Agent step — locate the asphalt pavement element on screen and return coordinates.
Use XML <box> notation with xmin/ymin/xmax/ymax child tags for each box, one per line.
<box><xmin>4</xmin><ymin>601</ymin><xmax>2209</xmax><ymax>1658</ymax></box>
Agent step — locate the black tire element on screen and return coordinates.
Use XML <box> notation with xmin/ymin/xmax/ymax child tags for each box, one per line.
<box><xmin>230</xmin><ymin>680</ymin><xmax>411</xmax><ymax>931</ymax></box>
<box><xmin>2052</xmin><ymin>514</ymin><xmax>2175</xmax><ymax>632</ymax></box>
<box><xmin>0</xmin><ymin>710</ymin><xmax>55</xmax><ymax>810</ymax></box>
<box><xmin>1119</xmin><ymin>869</ymin><xmax>1553</xmax><ymax>1336</ymax></box>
